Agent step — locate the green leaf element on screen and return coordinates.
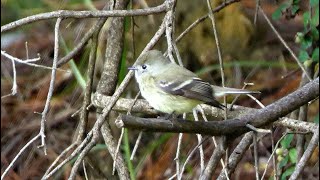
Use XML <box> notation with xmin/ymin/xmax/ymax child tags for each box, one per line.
<box><xmin>272</xmin><ymin>3</ymin><xmax>289</xmax><ymax>20</ymax></box>
<box><xmin>279</xmin><ymin>155</ymin><xmax>289</xmax><ymax>169</ymax></box>
<box><xmin>301</xmin><ymin>37</ymin><xmax>313</xmax><ymax>50</ymax></box>
<box><xmin>123</xmin><ymin>129</ymin><xmax>135</xmax><ymax>180</ymax></box>
<box><xmin>303</xmin><ymin>12</ymin><xmax>311</xmax><ymax>27</ymax></box>
<box><xmin>280</xmin><ymin>134</ymin><xmax>294</xmax><ymax>148</ymax></box>
<box><xmin>281</xmin><ymin>166</ymin><xmax>295</xmax><ymax>180</ymax></box>
<box><xmin>314</xmin><ymin>113</ymin><xmax>319</xmax><ymax>124</ymax></box>
<box><xmin>312</xmin><ymin>47</ymin><xmax>319</xmax><ymax>62</ymax></box>
<box><xmin>299</xmin><ymin>50</ymin><xmax>310</xmax><ymax>62</ymax></box>
<box><xmin>310</xmin><ymin>0</ymin><xmax>319</xmax><ymax>6</ymax></box>
<box><xmin>311</xmin><ymin>27</ymin><xmax>319</xmax><ymax>41</ymax></box>
<box><xmin>292</xmin><ymin>5</ymin><xmax>300</xmax><ymax>14</ymax></box>
<box><xmin>311</xmin><ymin>7</ymin><xmax>319</xmax><ymax>27</ymax></box>
<box><xmin>289</xmin><ymin>148</ymin><xmax>297</xmax><ymax>163</ymax></box>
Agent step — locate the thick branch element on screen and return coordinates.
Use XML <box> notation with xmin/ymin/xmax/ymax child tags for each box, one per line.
<box><xmin>92</xmin><ymin>93</ymin><xmax>255</xmax><ymax>119</ymax></box>
<box><xmin>116</xmin><ymin>78</ymin><xmax>319</xmax><ymax>136</ymax></box>
<box><xmin>96</xmin><ymin>0</ymin><xmax>127</xmax><ymax>95</ymax></box>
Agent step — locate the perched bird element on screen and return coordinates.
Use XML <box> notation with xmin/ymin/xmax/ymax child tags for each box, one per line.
<box><xmin>129</xmin><ymin>50</ymin><xmax>259</xmax><ymax>114</ymax></box>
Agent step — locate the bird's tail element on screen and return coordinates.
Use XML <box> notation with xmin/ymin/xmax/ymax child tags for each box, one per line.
<box><xmin>212</xmin><ymin>85</ymin><xmax>260</xmax><ymax>97</ymax></box>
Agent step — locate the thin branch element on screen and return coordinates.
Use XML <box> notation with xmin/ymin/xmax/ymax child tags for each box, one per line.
<box><xmin>259</xmin><ymin>7</ymin><xmax>312</xmax><ymax>81</ymax></box>
<box><xmin>254</xmin><ymin>0</ymin><xmax>260</xmax><ymax>25</ymax></box>
<box><xmin>112</xmin><ymin>128</ymin><xmax>125</xmax><ymax>175</ymax></box>
<box><xmin>175</xmin><ymin>0</ymin><xmax>240</xmax><ymax>43</ymax></box>
<box><xmin>1</xmin><ymin>50</ymin><xmax>66</xmax><ymax>71</ymax></box>
<box><xmin>130</xmin><ymin>131</ymin><xmax>143</xmax><ymax>160</ymax></box>
<box><xmin>193</xmin><ymin>109</ymin><xmax>205</xmax><ymax>173</ymax></box>
<box><xmin>179</xmin><ymin>137</ymin><xmax>211</xmax><ymax>179</ymax></box>
<box><xmin>1</xmin><ymin>56</ymin><xmax>17</xmax><ymax>99</ymax></box>
<box><xmin>129</xmin><ymin>93</ymin><xmax>143</xmax><ymax>160</ymax></box>
<box><xmin>289</xmin><ymin>126</ymin><xmax>319</xmax><ymax>180</ymax></box>
<box><xmin>200</xmin><ymin>139</ymin><xmax>226</xmax><ymax>180</ymax></box>
<box><xmin>253</xmin><ymin>133</ymin><xmax>259</xmax><ymax>180</ymax></box>
<box><xmin>198</xmin><ymin>106</ymin><xmax>230</xmax><ymax>180</ymax></box>
<box><xmin>75</xmin><ymin>25</ymin><xmax>100</xmax><ymax>142</ymax></box>
<box><xmin>175</xmin><ymin>132</ymin><xmax>183</xmax><ymax>179</ymax></box>
<box><xmin>82</xmin><ymin>160</ymin><xmax>89</xmax><ymax>180</ymax></box>
<box><xmin>66</xmin><ymin>12</ymin><xmax>167</xmax><ymax>179</ymax></box>
<box><xmin>38</xmin><ymin>17</ymin><xmax>62</xmax><ymax>155</ymax></box>
<box><xmin>206</xmin><ymin>0</ymin><xmax>227</xmax><ymax>120</ymax></box>
<box><xmin>43</xmin><ymin>132</ymin><xmax>93</xmax><ymax>179</ymax></box>
<box><xmin>69</xmin><ymin>0</ymin><xmax>131</xmax><ymax>178</ymax></box>
<box><xmin>1</xmin><ymin>3</ymin><xmax>168</xmax><ymax>32</ymax></box>
<box><xmin>43</xmin><ymin>142</ymin><xmax>78</xmax><ymax>177</ymax></box>
<box><xmin>217</xmin><ymin>132</ymin><xmax>254</xmax><ymax>180</ymax></box>
<box><xmin>57</xmin><ymin>3</ymin><xmax>110</xmax><ymax>67</ymax></box>
<box><xmin>1</xmin><ymin>134</ymin><xmax>40</xmax><ymax>180</ymax></box>
<box><xmin>101</xmin><ymin>122</ymin><xmax>130</xmax><ymax>179</ymax></box>
<box><xmin>68</xmin><ymin>137</ymin><xmax>97</xmax><ymax>180</ymax></box>
<box><xmin>261</xmin><ymin>132</ymin><xmax>288</xmax><ymax>180</ymax></box>
<box><xmin>274</xmin><ymin>117</ymin><xmax>317</xmax><ymax>133</ymax></box>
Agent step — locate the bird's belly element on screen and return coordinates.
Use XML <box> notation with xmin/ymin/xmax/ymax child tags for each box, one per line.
<box><xmin>141</xmin><ymin>86</ymin><xmax>201</xmax><ymax>114</ymax></box>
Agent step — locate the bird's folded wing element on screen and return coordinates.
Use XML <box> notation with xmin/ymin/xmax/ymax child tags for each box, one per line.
<box><xmin>156</xmin><ymin>77</ymin><xmax>224</xmax><ymax>108</ymax></box>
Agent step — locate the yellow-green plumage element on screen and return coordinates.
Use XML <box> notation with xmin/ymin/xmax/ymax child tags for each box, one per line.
<box><xmin>131</xmin><ymin>50</ymin><xmax>260</xmax><ymax>114</ymax></box>
<box><xmin>138</xmin><ymin>72</ymin><xmax>202</xmax><ymax>114</ymax></box>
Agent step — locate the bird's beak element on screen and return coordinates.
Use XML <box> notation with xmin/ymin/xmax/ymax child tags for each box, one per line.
<box><xmin>128</xmin><ymin>66</ymin><xmax>138</xmax><ymax>71</ymax></box>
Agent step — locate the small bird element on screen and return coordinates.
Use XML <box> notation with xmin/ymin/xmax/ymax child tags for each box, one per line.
<box><xmin>129</xmin><ymin>50</ymin><xmax>260</xmax><ymax>114</ymax></box>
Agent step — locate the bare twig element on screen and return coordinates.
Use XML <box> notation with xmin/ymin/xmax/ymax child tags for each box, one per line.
<box><xmin>261</xmin><ymin>132</ymin><xmax>288</xmax><ymax>180</ymax></box>
<box><xmin>68</xmin><ymin>12</ymin><xmax>167</xmax><ymax>179</ymax></box>
<box><xmin>1</xmin><ymin>56</ymin><xmax>17</xmax><ymax>99</ymax></box>
<box><xmin>289</xmin><ymin>126</ymin><xmax>319</xmax><ymax>180</ymax></box>
<box><xmin>253</xmin><ymin>133</ymin><xmax>260</xmax><ymax>180</ymax></box>
<box><xmin>1</xmin><ymin>50</ymin><xmax>66</xmax><ymax>71</ymax></box>
<box><xmin>179</xmin><ymin>137</ymin><xmax>211</xmax><ymax>179</ymax></box>
<box><xmin>38</xmin><ymin>17</ymin><xmax>62</xmax><ymax>155</ymax></box>
<box><xmin>175</xmin><ymin>132</ymin><xmax>183</xmax><ymax>179</ymax></box>
<box><xmin>75</xmin><ymin>26</ymin><xmax>100</xmax><ymax>143</ymax></box>
<box><xmin>130</xmin><ymin>131</ymin><xmax>143</xmax><ymax>160</ymax></box>
<box><xmin>1</xmin><ymin>3</ymin><xmax>169</xmax><ymax>33</ymax></box>
<box><xmin>193</xmin><ymin>109</ymin><xmax>205</xmax><ymax>173</ymax></box>
<box><xmin>1</xmin><ymin>134</ymin><xmax>40</xmax><ymax>180</ymax></box>
<box><xmin>129</xmin><ymin>92</ymin><xmax>144</xmax><ymax>160</ymax></box>
<box><xmin>274</xmin><ymin>117</ymin><xmax>317</xmax><ymax>133</ymax></box>
<box><xmin>200</xmin><ymin>138</ymin><xmax>226</xmax><ymax>180</ymax></box>
<box><xmin>112</xmin><ymin>128</ymin><xmax>125</xmax><ymax>175</ymax></box>
<box><xmin>206</xmin><ymin>0</ymin><xmax>227</xmax><ymax>122</ymax></box>
<box><xmin>43</xmin><ymin>142</ymin><xmax>78</xmax><ymax>177</ymax></box>
<box><xmin>198</xmin><ymin>106</ymin><xmax>230</xmax><ymax>180</ymax></box>
<box><xmin>254</xmin><ymin>0</ymin><xmax>260</xmax><ymax>25</ymax></box>
<box><xmin>68</xmin><ymin>137</ymin><xmax>97</xmax><ymax>180</ymax></box>
<box><xmin>82</xmin><ymin>160</ymin><xmax>89</xmax><ymax>180</ymax></box>
<box><xmin>259</xmin><ymin>7</ymin><xmax>312</xmax><ymax>81</ymax></box>
<box><xmin>57</xmin><ymin>3</ymin><xmax>110</xmax><ymax>67</ymax></box>
<box><xmin>43</xmin><ymin>131</ymin><xmax>93</xmax><ymax>179</ymax></box>
<box><xmin>101</xmin><ymin>122</ymin><xmax>130</xmax><ymax>179</ymax></box>
<box><xmin>175</xmin><ymin>0</ymin><xmax>240</xmax><ymax>43</ymax></box>
<box><xmin>296</xmin><ymin>64</ymin><xmax>313</xmax><ymax>160</ymax></box>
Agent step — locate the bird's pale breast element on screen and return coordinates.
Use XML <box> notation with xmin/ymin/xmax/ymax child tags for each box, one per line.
<box><xmin>138</xmin><ymin>76</ymin><xmax>201</xmax><ymax>114</ymax></box>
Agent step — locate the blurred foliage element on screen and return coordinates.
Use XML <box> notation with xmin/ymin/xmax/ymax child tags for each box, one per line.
<box><xmin>273</xmin><ymin>0</ymin><xmax>319</xmax><ymax>63</ymax></box>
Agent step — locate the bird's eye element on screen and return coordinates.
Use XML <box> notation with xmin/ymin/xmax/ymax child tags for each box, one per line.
<box><xmin>142</xmin><ymin>64</ymin><xmax>147</xmax><ymax>69</ymax></box>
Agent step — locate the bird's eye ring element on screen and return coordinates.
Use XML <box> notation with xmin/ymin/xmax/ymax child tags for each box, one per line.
<box><xmin>142</xmin><ymin>64</ymin><xmax>147</xmax><ymax>69</ymax></box>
